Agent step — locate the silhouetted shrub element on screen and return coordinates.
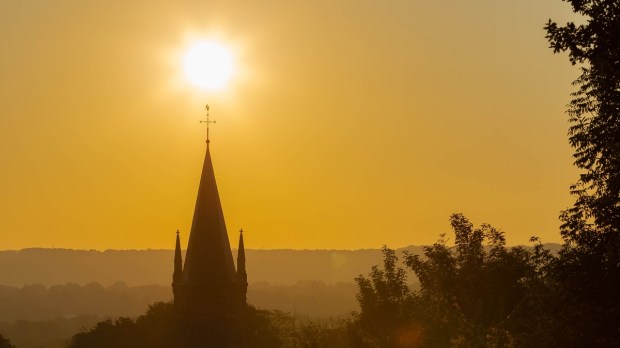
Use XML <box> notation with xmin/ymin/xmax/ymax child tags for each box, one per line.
<box><xmin>0</xmin><ymin>335</ymin><xmax>15</xmax><ymax>348</ymax></box>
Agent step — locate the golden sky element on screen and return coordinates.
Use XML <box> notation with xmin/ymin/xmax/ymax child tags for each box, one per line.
<box><xmin>1</xmin><ymin>1</ymin><xmax>580</xmax><ymax>250</ymax></box>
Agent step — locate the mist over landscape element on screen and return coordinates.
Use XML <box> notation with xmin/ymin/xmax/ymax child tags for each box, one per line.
<box><xmin>0</xmin><ymin>244</ymin><xmax>562</xmax><ymax>347</ymax></box>
<box><xmin>0</xmin><ymin>247</ymin><xmax>396</xmax><ymax>320</ymax></box>
<box><xmin>0</xmin><ymin>247</ymin><xmax>398</xmax><ymax>287</ymax></box>
<box><xmin>0</xmin><ymin>247</ymin><xmax>383</xmax><ymax>347</ymax></box>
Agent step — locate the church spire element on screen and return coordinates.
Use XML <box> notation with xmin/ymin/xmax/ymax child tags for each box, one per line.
<box><xmin>173</xmin><ymin>230</ymin><xmax>182</xmax><ymax>284</ymax></box>
<box><xmin>181</xmin><ymin>105</ymin><xmax>235</xmax><ymax>285</ymax></box>
<box><xmin>173</xmin><ymin>105</ymin><xmax>248</xmax><ymax>346</ymax></box>
<box><xmin>236</xmin><ymin>229</ymin><xmax>248</xmax><ymax>305</ymax></box>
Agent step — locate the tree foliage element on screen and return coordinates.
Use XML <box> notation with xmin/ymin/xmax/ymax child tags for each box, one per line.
<box><xmin>353</xmin><ymin>214</ymin><xmax>549</xmax><ymax>347</ymax></box>
<box><xmin>293</xmin><ymin>317</ymin><xmax>350</xmax><ymax>348</ymax></box>
<box><xmin>543</xmin><ymin>2</ymin><xmax>620</xmax><ymax>346</ymax></box>
<box><xmin>66</xmin><ymin>302</ymin><xmax>319</xmax><ymax>348</ymax></box>
<box><xmin>545</xmin><ymin>0</ymin><xmax>620</xmax><ymax>245</ymax></box>
<box><xmin>352</xmin><ymin>246</ymin><xmax>413</xmax><ymax>347</ymax></box>
<box><xmin>0</xmin><ymin>335</ymin><xmax>15</xmax><ymax>348</ymax></box>
<box><xmin>68</xmin><ymin>302</ymin><xmax>174</xmax><ymax>348</ymax></box>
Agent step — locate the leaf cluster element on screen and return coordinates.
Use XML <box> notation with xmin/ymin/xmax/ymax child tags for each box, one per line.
<box><xmin>545</xmin><ymin>0</ymin><xmax>620</xmax><ymax>244</ymax></box>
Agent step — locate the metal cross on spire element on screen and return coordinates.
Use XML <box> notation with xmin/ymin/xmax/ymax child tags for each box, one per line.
<box><xmin>199</xmin><ymin>104</ymin><xmax>216</xmax><ymax>146</ymax></box>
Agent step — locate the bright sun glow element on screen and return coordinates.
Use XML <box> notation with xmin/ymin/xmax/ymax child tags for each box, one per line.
<box><xmin>183</xmin><ymin>41</ymin><xmax>234</xmax><ymax>90</ymax></box>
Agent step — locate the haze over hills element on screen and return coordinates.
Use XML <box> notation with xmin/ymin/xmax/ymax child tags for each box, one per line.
<box><xmin>0</xmin><ymin>246</ymin><xmax>397</xmax><ymax>323</ymax></box>
<box><xmin>0</xmin><ymin>244</ymin><xmax>561</xmax><ymax>321</ymax></box>
<box><xmin>0</xmin><ymin>244</ymin><xmax>561</xmax><ymax>287</ymax></box>
<box><xmin>0</xmin><ymin>247</ymin><xmax>405</xmax><ymax>287</ymax></box>
<box><xmin>0</xmin><ymin>244</ymin><xmax>561</xmax><ymax>348</ymax></box>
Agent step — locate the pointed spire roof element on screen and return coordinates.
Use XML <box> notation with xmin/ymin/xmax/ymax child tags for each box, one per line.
<box><xmin>173</xmin><ymin>230</ymin><xmax>183</xmax><ymax>283</ymax></box>
<box><xmin>175</xmin><ymin>230</ymin><xmax>182</xmax><ymax>256</ymax></box>
<box><xmin>237</xmin><ymin>229</ymin><xmax>246</xmax><ymax>275</ymax></box>
<box><xmin>181</xmin><ymin>145</ymin><xmax>236</xmax><ymax>284</ymax></box>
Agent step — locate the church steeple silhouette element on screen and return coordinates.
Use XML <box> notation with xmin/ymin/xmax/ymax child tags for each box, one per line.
<box><xmin>172</xmin><ymin>106</ymin><xmax>248</xmax><ymax>347</ymax></box>
<box><xmin>173</xmin><ymin>230</ymin><xmax>182</xmax><ymax>285</ymax></box>
<box><xmin>236</xmin><ymin>229</ymin><xmax>248</xmax><ymax>305</ymax></box>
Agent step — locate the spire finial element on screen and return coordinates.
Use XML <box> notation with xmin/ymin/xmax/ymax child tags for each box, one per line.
<box><xmin>240</xmin><ymin>228</ymin><xmax>243</xmax><ymax>234</ymax></box>
<box><xmin>199</xmin><ymin>104</ymin><xmax>216</xmax><ymax>146</ymax></box>
<box><xmin>176</xmin><ymin>229</ymin><xmax>180</xmax><ymax>235</ymax></box>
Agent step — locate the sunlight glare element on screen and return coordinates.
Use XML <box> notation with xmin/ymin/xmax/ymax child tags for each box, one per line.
<box><xmin>183</xmin><ymin>41</ymin><xmax>234</xmax><ymax>90</ymax></box>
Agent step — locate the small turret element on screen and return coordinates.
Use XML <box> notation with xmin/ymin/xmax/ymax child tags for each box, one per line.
<box><xmin>173</xmin><ymin>230</ymin><xmax>183</xmax><ymax>304</ymax></box>
<box><xmin>236</xmin><ymin>229</ymin><xmax>248</xmax><ymax>305</ymax></box>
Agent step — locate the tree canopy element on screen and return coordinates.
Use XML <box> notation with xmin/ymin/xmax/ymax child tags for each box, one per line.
<box><xmin>0</xmin><ymin>335</ymin><xmax>15</xmax><ymax>348</ymax></box>
<box><xmin>352</xmin><ymin>214</ymin><xmax>548</xmax><ymax>347</ymax></box>
<box><xmin>545</xmin><ymin>0</ymin><xmax>620</xmax><ymax>245</ymax></box>
<box><xmin>542</xmin><ymin>2</ymin><xmax>620</xmax><ymax>345</ymax></box>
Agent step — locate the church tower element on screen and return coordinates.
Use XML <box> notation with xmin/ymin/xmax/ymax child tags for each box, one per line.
<box><xmin>172</xmin><ymin>105</ymin><xmax>247</xmax><ymax>347</ymax></box>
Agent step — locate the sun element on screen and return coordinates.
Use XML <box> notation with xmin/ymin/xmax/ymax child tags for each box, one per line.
<box><xmin>183</xmin><ymin>41</ymin><xmax>234</xmax><ymax>90</ymax></box>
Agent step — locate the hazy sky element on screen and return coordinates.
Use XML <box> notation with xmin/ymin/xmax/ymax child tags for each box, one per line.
<box><xmin>1</xmin><ymin>1</ymin><xmax>580</xmax><ymax>250</ymax></box>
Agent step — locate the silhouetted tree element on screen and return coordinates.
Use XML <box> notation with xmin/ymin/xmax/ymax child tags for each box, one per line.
<box><xmin>353</xmin><ymin>215</ymin><xmax>548</xmax><ymax>347</ymax></box>
<box><xmin>0</xmin><ymin>335</ymin><xmax>15</xmax><ymax>348</ymax></box>
<box><xmin>134</xmin><ymin>301</ymin><xmax>175</xmax><ymax>347</ymax></box>
<box><xmin>544</xmin><ymin>2</ymin><xmax>620</xmax><ymax>346</ymax></box>
<box><xmin>68</xmin><ymin>317</ymin><xmax>139</xmax><ymax>348</ymax></box>
<box><xmin>407</xmin><ymin>214</ymin><xmax>538</xmax><ymax>347</ymax></box>
<box><xmin>68</xmin><ymin>302</ymin><xmax>174</xmax><ymax>348</ymax></box>
<box><xmin>67</xmin><ymin>301</ymin><xmax>293</xmax><ymax>348</ymax></box>
<box><xmin>352</xmin><ymin>246</ymin><xmax>414</xmax><ymax>347</ymax></box>
<box><xmin>545</xmin><ymin>0</ymin><xmax>620</xmax><ymax>244</ymax></box>
<box><xmin>293</xmin><ymin>317</ymin><xmax>350</xmax><ymax>348</ymax></box>
<box><xmin>241</xmin><ymin>306</ymin><xmax>292</xmax><ymax>347</ymax></box>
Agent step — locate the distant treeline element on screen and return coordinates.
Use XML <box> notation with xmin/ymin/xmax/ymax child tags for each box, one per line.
<box><xmin>0</xmin><ymin>316</ymin><xmax>101</xmax><ymax>348</ymax></box>
<box><xmin>0</xmin><ymin>247</ymin><xmax>402</xmax><ymax>286</ymax></box>
<box><xmin>0</xmin><ymin>281</ymin><xmax>358</xmax><ymax>348</ymax></box>
<box><xmin>0</xmin><ymin>246</ymin><xmax>559</xmax><ymax>288</ymax></box>
<box><xmin>0</xmin><ymin>282</ymin><xmax>170</xmax><ymax>322</ymax></box>
<box><xmin>0</xmin><ymin>281</ymin><xmax>359</xmax><ymax>323</ymax></box>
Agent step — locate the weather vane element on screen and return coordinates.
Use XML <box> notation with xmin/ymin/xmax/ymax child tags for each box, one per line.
<box><xmin>200</xmin><ymin>104</ymin><xmax>216</xmax><ymax>146</ymax></box>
